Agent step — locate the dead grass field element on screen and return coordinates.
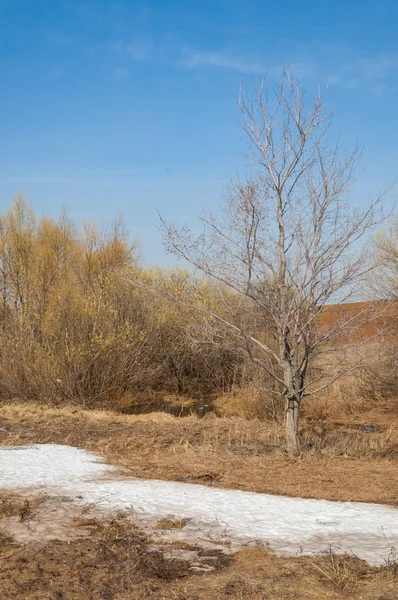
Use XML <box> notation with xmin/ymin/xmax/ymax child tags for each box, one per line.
<box><xmin>0</xmin><ymin>508</ymin><xmax>397</xmax><ymax>600</ymax></box>
<box><xmin>1</xmin><ymin>391</ymin><xmax>398</xmax><ymax>599</ymax></box>
<box><xmin>0</xmin><ymin>393</ymin><xmax>397</xmax><ymax>505</ymax></box>
<box><xmin>317</xmin><ymin>300</ymin><xmax>392</xmax><ymax>342</ymax></box>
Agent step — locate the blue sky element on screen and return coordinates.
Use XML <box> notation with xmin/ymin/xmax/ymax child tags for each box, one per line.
<box><xmin>0</xmin><ymin>0</ymin><xmax>397</xmax><ymax>264</ymax></box>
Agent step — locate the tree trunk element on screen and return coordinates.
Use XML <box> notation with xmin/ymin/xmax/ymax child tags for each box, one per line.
<box><xmin>285</xmin><ymin>396</ymin><xmax>300</xmax><ymax>457</ymax></box>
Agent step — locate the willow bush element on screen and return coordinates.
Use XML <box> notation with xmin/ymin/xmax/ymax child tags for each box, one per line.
<box><xmin>0</xmin><ymin>197</ymin><xmax>246</xmax><ymax>408</ymax></box>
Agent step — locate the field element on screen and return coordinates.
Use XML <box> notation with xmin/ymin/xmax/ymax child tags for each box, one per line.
<box><xmin>1</xmin><ymin>395</ymin><xmax>398</xmax><ymax>504</ymax></box>
<box><xmin>0</xmin><ymin>378</ymin><xmax>398</xmax><ymax>599</ymax></box>
<box><xmin>1</xmin><ymin>518</ymin><xmax>397</xmax><ymax>600</ymax></box>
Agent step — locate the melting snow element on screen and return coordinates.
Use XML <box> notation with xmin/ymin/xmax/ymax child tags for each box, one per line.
<box><xmin>0</xmin><ymin>444</ymin><xmax>114</xmax><ymax>488</ymax></box>
<box><xmin>1</xmin><ymin>444</ymin><xmax>397</xmax><ymax>565</ymax></box>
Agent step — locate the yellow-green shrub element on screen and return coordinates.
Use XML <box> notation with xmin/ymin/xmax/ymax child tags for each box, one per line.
<box><xmin>0</xmin><ymin>197</ymin><xmax>247</xmax><ymax>408</ymax></box>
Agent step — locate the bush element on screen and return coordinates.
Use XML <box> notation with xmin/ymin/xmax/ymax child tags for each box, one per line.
<box><xmin>0</xmin><ymin>197</ymin><xmax>247</xmax><ymax>408</ymax></box>
<box><xmin>360</xmin><ymin>339</ymin><xmax>398</xmax><ymax>403</ymax></box>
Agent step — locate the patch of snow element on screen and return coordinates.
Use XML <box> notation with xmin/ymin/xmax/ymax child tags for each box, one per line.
<box><xmin>76</xmin><ymin>479</ymin><xmax>398</xmax><ymax>565</ymax></box>
<box><xmin>0</xmin><ymin>444</ymin><xmax>114</xmax><ymax>489</ymax></box>
<box><xmin>1</xmin><ymin>444</ymin><xmax>397</xmax><ymax>566</ymax></box>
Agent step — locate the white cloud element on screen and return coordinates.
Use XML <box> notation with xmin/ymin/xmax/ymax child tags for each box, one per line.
<box><xmin>327</xmin><ymin>52</ymin><xmax>398</xmax><ymax>91</ymax></box>
<box><xmin>177</xmin><ymin>49</ymin><xmax>314</xmax><ymax>80</ymax></box>
<box><xmin>109</xmin><ymin>40</ymin><xmax>152</xmax><ymax>62</ymax></box>
<box><xmin>178</xmin><ymin>50</ymin><xmax>267</xmax><ymax>73</ymax></box>
<box><xmin>108</xmin><ymin>35</ymin><xmax>398</xmax><ymax>94</ymax></box>
<box><xmin>125</xmin><ymin>41</ymin><xmax>151</xmax><ymax>61</ymax></box>
<box><xmin>114</xmin><ymin>66</ymin><xmax>130</xmax><ymax>78</ymax></box>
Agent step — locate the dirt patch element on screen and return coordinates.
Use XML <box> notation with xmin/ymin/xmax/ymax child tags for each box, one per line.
<box><xmin>0</xmin><ymin>492</ymin><xmax>47</xmax><ymax>520</ymax></box>
<box><xmin>0</xmin><ymin>492</ymin><xmax>94</xmax><ymax>545</ymax></box>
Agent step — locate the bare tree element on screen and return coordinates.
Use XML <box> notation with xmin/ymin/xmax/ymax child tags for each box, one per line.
<box><xmin>159</xmin><ymin>72</ymin><xmax>386</xmax><ymax>456</ymax></box>
<box><xmin>374</xmin><ymin>220</ymin><xmax>398</xmax><ymax>299</ymax></box>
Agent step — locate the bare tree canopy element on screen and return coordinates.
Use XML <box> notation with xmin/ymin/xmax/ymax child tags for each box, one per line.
<box><xmin>159</xmin><ymin>72</ymin><xmax>387</xmax><ymax>455</ymax></box>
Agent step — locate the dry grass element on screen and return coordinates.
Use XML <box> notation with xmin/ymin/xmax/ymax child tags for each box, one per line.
<box><xmin>155</xmin><ymin>517</ymin><xmax>190</xmax><ymax>530</ymax></box>
<box><xmin>302</xmin><ymin>377</ymin><xmax>372</xmax><ymax>421</ymax></box>
<box><xmin>0</xmin><ymin>494</ymin><xmax>47</xmax><ymax>521</ymax></box>
<box><xmin>0</xmin><ymin>514</ymin><xmax>192</xmax><ymax>599</ymax></box>
<box><xmin>0</xmin><ymin>519</ymin><xmax>397</xmax><ymax>600</ymax></box>
<box><xmin>213</xmin><ymin>547</ymin><xmax>398</xmax><ymax>600</ymax></box>
<box><xmin>360</xmin><ymin>339</ymin><xmax>398</xmax><ymax>402</ymax></box>
<box><xmin>1</xmin><ymin>396</ymin><xmax>398</xmax><ymax>598</ymax></box>
<box><xmin>215</xmin><ymin>367</ymin><xmax>396</xmax><ymax>425</ymax></box>
<box><xmin>1</xmin><ymin>400</ymin><xmax>398</xmax><ymax>505</ymax></box>
<box><xmin>213</xmin><ymin>385</ymin><xmax>268</xmax><ymax>420</ymax></box>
